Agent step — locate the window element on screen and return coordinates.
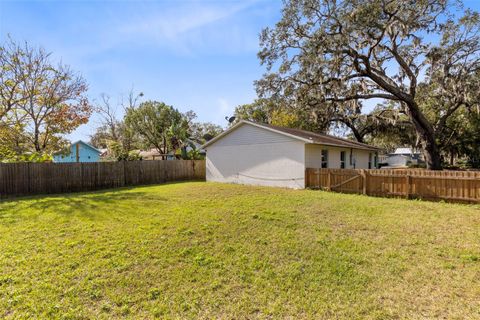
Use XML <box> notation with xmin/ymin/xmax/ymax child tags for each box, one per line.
<box><xmin>374</xmin><ymin>154</ymin><xmax>378</xmax><ymax>168</ymax></box>
<box><xmin>321</xmin><ymin>149</ymin><xmax>328</xmax><ymax>168</ymax></box>
<box><xmin>368</xmin><ymin>153</ymin><xmax>373</xmax><ymax>169</ymax></box>
<box><xmin>340</xmin><ymin>151</ymin><xmax>346</xmax><ymax>169</ymax></box>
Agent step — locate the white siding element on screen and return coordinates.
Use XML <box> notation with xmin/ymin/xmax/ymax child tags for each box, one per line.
<box><xmin>352</xmin><ymin>149</ymin><xmax>373</xmax><ymax>169</ymax></box>
<box><xmin>305</xmin><ymin>144</ymin><xmax>375</xmax><ymax>169</ymax></box>
<box><xmin>206</xmin><ymin>123</ymin><xmax>306</xmax><ymax>189</ymax></box>
<box><xmin>212</xmin><ymin>124</ymin><xmax>296</xmax><ymax>146</ymax></box>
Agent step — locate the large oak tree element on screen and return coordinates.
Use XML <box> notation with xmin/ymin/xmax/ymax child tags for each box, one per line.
<box><xmin>256</xmin><ymin>0</ymin><xmax>480</xmax><ymax>169</ymax></box>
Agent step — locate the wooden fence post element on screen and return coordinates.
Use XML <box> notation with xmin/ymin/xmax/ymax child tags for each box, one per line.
<box><xmin>122</xmin><ymin>161</ymin><xmax>127</xmax><ymax>187</ymax></box>
<box><xmin>316</xmin><ymin>168</ymin><xmax>320</xmax><ymax>188</ymax></box>
<box><xmin>361</xmin><ymin>170</ymin><xmax>367</xmax><ymax>195</ymax></box>
<box><xmin>327</xmin><ymin>170</ymin><xmax>331</xmax><ymax>191</ymax></box>
<box><xmin>405</xmin><ymin>175</ymin><xmax>411</xmax><ymax>199</ymax></box>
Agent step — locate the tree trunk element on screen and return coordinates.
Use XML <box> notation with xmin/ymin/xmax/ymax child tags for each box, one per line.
<box><xmin>335</xmin><ymin>119</ymin><xmax>365</xmax><ymax>143</ymax></box>
<box><xmin>162</xmin><ymin>136</ymin><xmax>167</xmax><ymax>160</ymax></box>
<box><xmin>34</xmin><ymin>129</ymin><xmax>41</xmax><ymax>152</ymax></box>
<box><xmin>406</xmin><ymin>103</ymin><xmax>442</xmax><ymax>170</ymax></box>
<box><xmin>349</xmin><ymin>125</ymin><xmax>364</xmax><ymax>143</ymax></box>
<box><xmin>422</xmin><ymin>135</ymin><xmax>442</xmax><ymax>170</ymax></box>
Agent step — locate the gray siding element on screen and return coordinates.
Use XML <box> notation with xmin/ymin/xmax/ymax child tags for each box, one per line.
<box><xmin>206</xmin><ymin>123</ymin><xmax>305</xmax><ymax>189</ymax></box>
<box><xmin>212</xmin><ymin>123</ymin><xmax>297</xmax><ymax>147</ymax></box>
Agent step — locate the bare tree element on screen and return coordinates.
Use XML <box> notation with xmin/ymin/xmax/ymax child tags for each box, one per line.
<box><xmin>0</xmin><ymin>38</ymin><xmax>28</xmax><ymax>122</ymax></box>
<box><xmin>95</xmin><ymin>94</ymin><xmax>120</xmax><ymax>142</ymax></box>
<box><xmin>1</xmin><ymin>39</ymin><xmax>91</xmax><ymax>153</ymax></box>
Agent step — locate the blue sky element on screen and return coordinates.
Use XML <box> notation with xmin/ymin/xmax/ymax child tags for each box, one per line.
<box><xmin>2</xmin><ymin>0</ymin><xmax>480</xmax><ymax>142</ymax></box>
<box><xmin>0</xmin><ymin>0</ymin><xmax>282</xmax><ymax>141</ymax></box>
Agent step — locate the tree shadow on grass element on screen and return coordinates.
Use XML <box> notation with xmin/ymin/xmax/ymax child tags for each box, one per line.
<box><xmin>0</xmin><ymin>187</ymin><xmax>169</xmax><ymax>222</ymax></box>
<box><xmin>0</xmin><ymin>181</ymin><xmax>204</xmax><ymax>221</ymax></box>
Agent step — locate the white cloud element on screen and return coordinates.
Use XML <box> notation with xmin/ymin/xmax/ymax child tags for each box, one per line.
<box><xmin>121</xmin><ymin>3</ymin><xmax>241</xmax><ymax>39</ymax></box>
<box><xmin>114</xmin><ymin>0</ymin><xmax>261</xmax><ymax>54</ymax></box>
<box><xmin>29</xmin><ymin>0</ymin><xmax>263</xmax><ymax>61</ymax></box>
<box><xmin>216</xmin><ymin>97</ymin><xmax>235</xmax><ymax>123</ymax></box>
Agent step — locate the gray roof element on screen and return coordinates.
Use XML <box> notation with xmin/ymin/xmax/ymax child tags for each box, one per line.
<box><xmin>202</xmin><ymin>120</ymin><xmax>380</xmax><ymax>151</ymax></box>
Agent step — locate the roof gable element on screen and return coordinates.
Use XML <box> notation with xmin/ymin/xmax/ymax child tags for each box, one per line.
<box><xmin>71</xmin><ymin>140</ymin><xmax>101</xmax><ymax>154</ymax></box>
<box><xmin>202</xmin><ymin>120</ymin><xmax>379</xmax><ymax>151</ymax></box>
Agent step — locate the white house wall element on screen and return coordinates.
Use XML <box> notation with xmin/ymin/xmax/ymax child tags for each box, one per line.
<box><xmin>206</xmin><ymin>124</ymin><xmax>306</xmax><ymax>189</ymax></box>
<box><xmin>305</xmin><ymin>144</ymin><xmax>375</xmax><ymax>169</ymax></box>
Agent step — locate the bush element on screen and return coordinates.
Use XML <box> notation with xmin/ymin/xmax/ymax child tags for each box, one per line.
<box><xmin>117</xmin><ymin>151</ymin><xmax>142</xmax><ymax>161</ymax></box>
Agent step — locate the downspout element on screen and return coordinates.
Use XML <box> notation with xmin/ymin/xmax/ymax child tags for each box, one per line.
<box><xmin>350</xmin><ymin>148</ymin><xmax>355</xmax><ymax>169</ymax></box>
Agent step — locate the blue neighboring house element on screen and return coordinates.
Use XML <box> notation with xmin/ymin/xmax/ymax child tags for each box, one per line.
<box><xmin>53</xmin><ymin>140</ymin><xmax>102</xmax><ymax>163</ymax></box>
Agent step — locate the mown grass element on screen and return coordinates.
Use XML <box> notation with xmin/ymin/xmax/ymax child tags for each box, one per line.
<box><xmin>0</xmin><ymin>182</ymin><xmax>479</xmax><ymax>319</ymax></box>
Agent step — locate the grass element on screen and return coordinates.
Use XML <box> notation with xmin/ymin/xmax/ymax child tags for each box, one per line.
<box><xmin>0</xmin><ymin>182</ymin><xmax>479</xmax><ymax>319</ymax></box>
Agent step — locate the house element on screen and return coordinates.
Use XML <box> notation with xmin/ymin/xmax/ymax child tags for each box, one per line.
<box><xmin>202</xmin><ymin>120</ymin><xmax>380</xmax><ymax>189</ymax></box>
<box><xmin>383</xmin><ymin>147</ymin><xmax>424</xmax><ymax>168</ymax></box>
<box><xmin>53</xmin><ymin>140</ymin><xmax>102</xmax><ymax>163</ymax></box>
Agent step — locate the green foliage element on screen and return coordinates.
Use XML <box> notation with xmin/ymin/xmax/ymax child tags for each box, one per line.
<box><xmin>0</xmin><ymin>38</ymin><xmax>91</xmax><ymax>154</ymax></box>
<box><xmin>0</xmin><ymin>183</ymin><xmax>479</xmax><ymax>318</ymax></box>
<box><xmin>114</xmin><ymin>150</ymin><xmax>142</xmax><ymax>162</ymax></box>
<box><xmin>0</xmin><ymin>38</ymin><xmax>91</xmax><ymax>159</ymax></box>
<box><xmin>92</xmin><ymin>95</ymin><xmax>221</xmax><ymax>159</ymax></box>
<box><xmin>1</xmin><ymin>152</ymin><xmax>52</xmax><ymax>163</ymax></box>
<box><xmin>189</xmin><ymin>122</ymin><xmax>223</xmax><ymax>144</ymax></box>
<box><xmin>234</xmin><ymin>100</ymin><xmax>270</xmax><ymax>124</ymax></box>
<box><xmin>256</xmin><ymin>0</ymin><xmax>480</xmax><ymax>169</ymax></box>
<box><xmin>104</xmin><ymin>141</ymin><xmax>142</xmax><ymax>161</ymax></box>
<box><xmin>181</xmin><ymin>148</ymin><xmax>204</xmax><ymax>160</ymax></box>
<box><xmin>234</xmin><ymin>99</ymin><xmax>326</xmax><ymax>132</ymax></box>
<box><xmin>124</xmin><ymin>101</ymin><xmax>186</xmax><ymax>156</ymax></box>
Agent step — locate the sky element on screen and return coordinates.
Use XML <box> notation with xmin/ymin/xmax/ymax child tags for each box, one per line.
<box><xmin>2</xmin><ymin>0</ymin><xmax>480</xmax><ymax>143</ymax></box>
<box><xmin>0</xmin><ymin>0</ymin><xmax>282</xmax><ymax>142</ymax></box>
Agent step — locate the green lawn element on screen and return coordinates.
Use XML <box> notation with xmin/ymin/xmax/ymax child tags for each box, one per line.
<box><xmin>0</xmin><ymin>182</ymin><xmax>479</xmax><ymax>319</ymax></box>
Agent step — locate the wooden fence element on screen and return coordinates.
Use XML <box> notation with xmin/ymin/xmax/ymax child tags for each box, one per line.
<box><xmin>0</xmin><ymin>160</ymin><xmax>206</xmax><ymax>199</ymax></box>
<box><xmin>305</xmin><ymin>168</ymin><xmax>480</xmax><ymax>203</ymax></box>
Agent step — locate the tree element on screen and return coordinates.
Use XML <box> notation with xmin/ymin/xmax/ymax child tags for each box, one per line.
<box><xmin>460</xmin><ymin>108</ymin><xmax>480</xmax><ymax>167</ymax></box>
<box><xmin>190</xmin><ymin>122</ymin><xmax>223</xmax><ymax>144</ymax></box>
<box><xmin>94</xmin><ymin>94</ymin><xmax>121</xmax><ymax>142</ymax></box>
<box><xmin>234</xmin><ymin>99</ymin><xmax>327</xmax><ymax>132</ymax></box>
<box><xmin>0</xmin><ymin>38</ymin><xmax>91</xmax><ymax>158</ymax></box>
<box><xmin>256</xmin><ymin>0</ymin><xmax>480</xmax><ymax>169</ymax></box>
<box><xmin>20</xmin><ymin>57</ymin><xmax>90</xmax><ymax>152</ymax></box>
<box><xmin>91</xmin><ymin>90</ymin><xmax>143</xmax><ymax>156</ymax></box>
<box><xmin>167</xmin><ymin>118</ymin><xmax>190</xmax><ymax>158</ymax></box>
<box><xmin>234</xmin><ymin>100</ymin><xmax>270</xmax><ymax>124</ymax></box>
<box><xmin>0</xmin><ymin>39</ymin><xmax>27</xmax><ymax>122</ymax></box>
<box><xmin>124</xmin><ymin>101</ymin><xmax>185</xmax><ymax>159</ymax></box>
